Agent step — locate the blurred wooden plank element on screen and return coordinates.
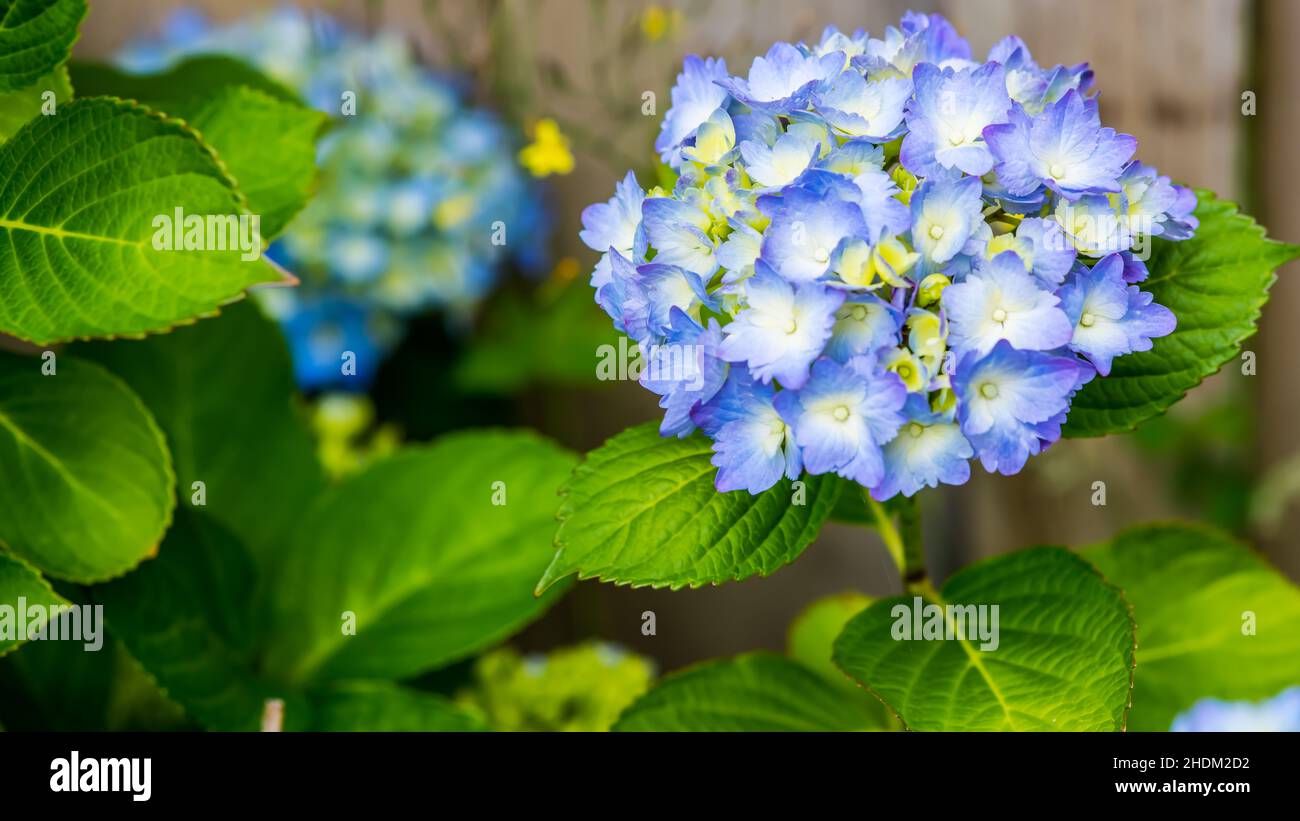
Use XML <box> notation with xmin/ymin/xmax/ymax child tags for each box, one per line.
<box><xmin>1254</xmin><ymin>0</ymin><xmax>1300</xmax><ymax>578</ymax></box>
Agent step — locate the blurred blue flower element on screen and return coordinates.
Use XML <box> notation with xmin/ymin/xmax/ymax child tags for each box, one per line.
<box><xmin>266</xmin><ymin>295</ymin><xmax>397</xmax><ymax>392</ymax></box>
<box><xmin>119</xmin><ymin>7</ymin><xmax>550</xmax><ymax>390</ymax></box>
<box><xmin>1172</xmin><ymin>687</ymin><xmax>1300</xmax><ymax>732</ymax></box>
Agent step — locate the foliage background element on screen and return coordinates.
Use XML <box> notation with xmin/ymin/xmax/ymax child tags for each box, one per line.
<box><xmin>62</xmin><ymin>0</ymin><xmax>1300</xmax><ymax>676</ymax></box>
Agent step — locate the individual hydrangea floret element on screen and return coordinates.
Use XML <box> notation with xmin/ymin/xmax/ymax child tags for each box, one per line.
<box><xmin>985</xmin><ymin>90</ymin><xmax>1136</xmax><ymax>201</ymax></box>
<box><xmin>582</xmin><ymin>11</ymin><xmax>1194</xmax><ymax>498</ymax></box>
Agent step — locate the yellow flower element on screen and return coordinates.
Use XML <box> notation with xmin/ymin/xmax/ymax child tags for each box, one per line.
<box><xmin>518</xmin><ymin>118</ymin><xmax>574</xmax><ymax>177</ymax></box>
<box><xmin>640</xmin><ymin>6</ymin><xmax>683</xmax><ymax>42</ymax></box>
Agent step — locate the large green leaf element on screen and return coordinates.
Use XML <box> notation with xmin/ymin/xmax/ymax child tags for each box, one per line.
<box><xmin>90</xmin><ymin>509</ymin><xmax>267</xmax><ymax>731</ymax></box>
<box><xmin>0</xmin><ymin>0</ymin><xmax>85</xmax><ymax>93</ymax></box>
<box><xmin>613</xmin><ymin>653</ymin><xmax>881</xmax><ymax>731</ymax></box>
<box><xmin>304</xmin><ymin>682</ymin><xmax>487</xmax><ymax>732</ymax></box>
<box><xmin>70</xmin><ymin>58</ymin><xmax>327</xmax><ymax>238</ymax></box>
<box><xmin>788</xmin><ymin>591</ymin><xmax>872</xmax><ymax>689</ymax></box>
<box><xmin>79</xmin><ymin>300</ymin><xmax>323</xmax><ymax>567</ymax></box>
<box><xmin>1082</xmin><ymin>522</ymin><xmax>1300</xmax><ymax>731</ymax></box>
<box><xmin>0</xmin><ymin>551</ymin><xmax>67</xmax><ymax>656</ymax></box>
<box><xmin>833</xmin><ymin>548</ymin><xmax>1135</xmax><ymax>731</ymax></box>
<box><xmin>0</xmin><ymin>636</ymin><xmax>192</xmax><ymax>731</ymax></box>
<box><xmin>0</xmin><ymin>626</ymin><xmax>114</xmax><ymax>730</ymax></box>
<box><xmin>1064</xmin><ymin>191</ymin><xmax>1300</xmax><ymax>437</ymax></box>
<box><xmin>0</xmin><ymin>351</ymin><xmax>174</xmax><ymax>582</ymax></box>
<box><xmin>538</xmin><ymin>422</ymin><xmax>841</xmax><ymax>592</ymax></box>
<box><xmin>0</xmin><ymin>64</ymin><xmax>70</xmax><ymax>142</ymax></box>
<box><xmin>264</xmin><ymin>431</ymin><xmax>577</xmax><ymax>685</ymax></box>
<box><xmin>0</xmin><ymin>97</ymin><xmax>287</xmax><ymax>344</ymax></box>
<box><xmin>788</xmin><ymin>592</ymin><xmax>897</xmax><ymax>729</ymax></box>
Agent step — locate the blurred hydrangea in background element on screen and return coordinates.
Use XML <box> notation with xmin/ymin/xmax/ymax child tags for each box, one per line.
<box><xmin>1170</xmin><ymin>686</ymin><xmax>1300</xmax><ymax>732</ymax></box>
<box><xmin>119</xmin><ymin>7</ymin><xmax>551</xmax><ymax>391</ymax></box>
<box><xmin>457</xmin><ymin>642</ymin><xmax>654</xmax><ymax>732</ymax></box>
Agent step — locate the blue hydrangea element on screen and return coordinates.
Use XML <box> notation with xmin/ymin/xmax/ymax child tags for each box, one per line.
<box><xmin>583</xmin><ymin>11</ymin><xmax>1194</xmax><ymax>498</ymax></box>
<box><xmin>1171</xmin><ymin>686</ymin><xmax>1300</xmax><ymax>732</ymax></box>
<box><xmin>119</xmin><ymin>8</ymin><xmax>549</xmax><ymax>391</ymax></box>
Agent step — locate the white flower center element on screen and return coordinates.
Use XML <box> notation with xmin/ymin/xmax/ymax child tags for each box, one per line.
<box><xmin>1080</xmin><ymin>311</ymin><xmax>1096</xmax><ymax>328</ymax></box>
<box><xmin>784</xmin><ymin>318</ymin><xmax>799</xmax><ymax>335</ymax></box>
<box><xmin>832</xmin><ymin>404</ymin><xmax>850</xmax><ymax>422</ymax></box>
<box><xmin>850</xmin><ymin>304</ymin><xmax>868</xmax><ymax>321</ymax></box>
<box><xmin>991</xmin><ymin>307</ymin><xmax>1008</xmax><ymax>323</ymax></box>
<box><xmin>1049</xmin><ymin>163</ymin><xmax>1066</xmax><ymax>179</ymax></box>
<box><xmin>908</xmin><ymin>422</ymin><xmax>924</xmax><ymax>438</ymax></box>
<box><xmin>979</xmin><ymin>382</ymin><xmax>999</xmax><ymax>399</ymax></box>
<box><xmin>928</xmin><ymin>224</ymin><xmax>945</xmax><ymax>240</ymax></box>
<box><xmin>813</xmin><ymin>247</ymin><xmax>830</xmax><ymax>264</ymax></box>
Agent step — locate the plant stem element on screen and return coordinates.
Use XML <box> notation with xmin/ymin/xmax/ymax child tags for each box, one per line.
<box><xmin>866</xmin><ymin>492</ymin><xmax>905</xmax><ymax>577</ymax></box>
<box><xmin>865</xmin><ymin>491</ymin><xmax>928</xmax><ymax>592</ymax></box>
<box><xmin>897</xmin><ymin>495</ymin><xmax>926</xmax><ymax>588</ymax></box>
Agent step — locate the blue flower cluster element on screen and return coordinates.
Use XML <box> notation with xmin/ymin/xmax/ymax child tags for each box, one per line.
<box><xmin>120</xmin><ymin>8</ymin><xmax>549</xmax><ymax>390</ymax></box>
<box><xmin>582</xmin><ymin>12</ymin><xmax>1196</xmax><ymax>498</ymax></box>
<box><xmin>1171</xmin><ymin>686</ymin><xmax>1300</xmax><ymax>732</ymax></box>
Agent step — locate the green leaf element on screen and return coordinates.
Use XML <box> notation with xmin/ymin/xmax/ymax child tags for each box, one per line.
<box><xmin>0</xmin><ymin>636</ymin><xmax>193</xmax><ymax>731</ymax></box>
<box><xmin>304</xmin><ymin>682</ymin><xmax>488</xmax><ymax>732</ymax></box>
<box><xmin>827</xmin><ymin>477</ymin><xmax>871</xmax><ymax>524</ymax></box>
<box><xmin>69</xmin><ymin>55</ymin><xmax>302</xmax><ymax>106</ymax></box>
<box><xmin>788</xmin><ymin>592</ymin><xmax>872</xmax><ymax>689</ymax></box>
<box><xmin>0</xmin><ymin>551</ymin><xmax>68</xmax><ymax>656</ymax></box>
<box><xmin>0</xmin><ymin>97</ymin><xmax>287</xmax><ymax>345</ymax></box>
<box><xmin>70</xmin><ymin>58</ymin><xmax>327</xmax><ymax>238</ymax></box>
<box><xmin>264</xmin><ymin>430</ymin><xmax>577</xmax><ymax>685</ymax></box>
<box><xmin>833</xmin><ymin>548</ymin><xmax>1135</xmax><ymax>731</ymax></box>
<box><xmin>613</xmin><ymin>653</ymin><xmax>882</xmax><ymax>731</ymax></box>
<box><xmin>455</xmin><ymin>281</ymin><xmax>624</xmax><ymax>394</ymax></box>
<box><xmin>79</xmin><ymin>300</ymin><xmax>324</xmax><ymax>567</ymax></box>
<box><xmin>0</xmin><ymin>351</ymin><xmax>174</xmax><ymax>582</ymax></box>
<box><xmin>0</xmin><ymin>627</ymin><xmax>114</xmax><ymax>730</ymax></box>
<box><xmin>0</xmin><ymin>0</ymin><xmax>85</xmax><ymax>93</ymax></box>
<box><xmin>788</xmin><ymin>592</ymin><xmax>898</xmax><ymax>729</ymax></box>
<box><xmin>90</xmin><ymin>509</ymin><xmax>268</xmax><ymax>731</ymax></box>
<box><xmin>539</xmin><ymin>422</ymin><xmax>841</xmax><ymax>591</ymax></box>
<box><xmin>1082</xmin><ymin>522</ymin><xmax>1300</xmax><ymax>731</ymax></box>
<box><xmin>0</xmin><ymin>64</ymin><xmax>70</xmax><ymax>142</ymax></box>
<box><xmin>1064</xmin><ymin>191</ymin><xmax>1300</xmax><ymax>437</ymax></box>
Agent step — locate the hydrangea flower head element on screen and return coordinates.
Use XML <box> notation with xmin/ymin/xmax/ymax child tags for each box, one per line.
<box><xmin>583</xmin><ymin>11</ymin><xmax>1193</xmax><ymax>498</ymax></box>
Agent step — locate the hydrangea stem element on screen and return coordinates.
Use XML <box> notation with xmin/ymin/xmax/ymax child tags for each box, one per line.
<box><xmin>865</xmin><ymin>491</ymin><xmax>928</xmax><ymax>590</ymax></box>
